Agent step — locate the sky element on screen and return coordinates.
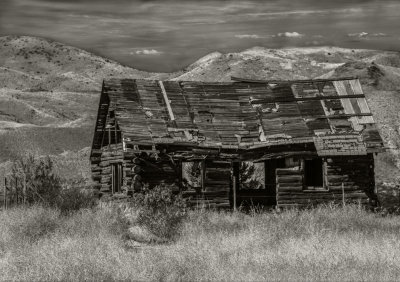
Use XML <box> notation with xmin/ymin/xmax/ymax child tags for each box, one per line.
<box><xmin>0</xmin><ymin>0</ymin><xmax>399</xmax><ymax>72</ymax></box>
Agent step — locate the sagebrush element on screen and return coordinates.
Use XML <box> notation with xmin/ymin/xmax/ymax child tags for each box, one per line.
<box><xmin>5</xmin><ymin>154</ymin><xmax>95</xmax><ymax>213</ymax></box>
<box><xmin>131</xmin><ymin>184</ymin><xmax>188</xmax><ymax>239</ymax></box>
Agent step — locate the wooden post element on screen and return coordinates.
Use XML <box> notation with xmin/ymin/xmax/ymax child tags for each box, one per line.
<box><xmin>23</xmin><ymin>173</ymin><xmax>26</xmax><ymax>205</ymax></box>
<box><xmin>342</xmin><ymin>182</ymin><xmax>345</xmax><ymax>207</ymax></box>
<box><xmin>233</xmin><ymin>176</ymin><xmax>237</xmax><ymax>211</ymax></box>
<box><xmin>232</xmin><ymin>162</ymin><xmax>239</xmax><ymax>211</ymax></box>
<box><xmin>15</xmin><ymin>176</ymin><xmax>18</xmax><ymax>205</ymax></box>
<box><xmin>4</xmin><ymin>177</ymin><xmax>7</xmax><ymax>210</ymax></box>
<box><xmin>108</xmin><ymin>128</ymin><xmax>111</xmax><ymax>150</ymax></box>
<box><xmin>114</xmin><ymin>117</ymin><xmax>118</xmax><ymax>144</ymax></box>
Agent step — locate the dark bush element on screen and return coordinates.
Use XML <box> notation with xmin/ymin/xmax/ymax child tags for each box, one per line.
<box><xmin>8</xmin><ymin>154</ymin><xmax>62</xmax><ymax>205</ymax></box>
<box><xmin>55</xmin><ymin>180</ymin><xmax>97</xmax><ymax>215</ymax></box>
<box><xmin>132</xmin><ymin>184</ymin><xmax>188</xmax><ymax>240</ymax></box>
<box><xmin>7</xmin><ymin>154</ymin><xmax>96</xmax><ymax>213</ymax></box>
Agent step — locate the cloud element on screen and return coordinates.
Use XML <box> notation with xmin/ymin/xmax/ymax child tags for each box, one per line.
<box><xmin>348</xmin><ymin>32</ymin><xmax>388</xmax><ymax>38</ymax></box>
<box><xmin>235</xmin><ymin>34</ymin><xmax>261</xmax><ymax>39</ymax></box>
<box><xmin>277</xmin><ymin>32</ymin><xmax>304</xmax><ymax>38</ymax></box>
<box><xmin>134</xmin><ymin>49</ymin><xmax>162</xmax><ymax>55</ymax></box>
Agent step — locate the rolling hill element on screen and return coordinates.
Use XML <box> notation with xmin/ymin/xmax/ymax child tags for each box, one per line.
<box><xmin>0</xmin><ymin>35</ymin><xmax>399</xmax><ymax>185</ymax></box>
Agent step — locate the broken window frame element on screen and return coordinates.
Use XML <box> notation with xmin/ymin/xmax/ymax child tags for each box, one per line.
<box><xmin>238</xmin><ymin>161</ymin><xmax>266</xmax><ymax>190</ymax></box>
<box><xmin>181</xmin><ymin>160</ymin><xmax>204</xmax><ymax>191</ymax></box>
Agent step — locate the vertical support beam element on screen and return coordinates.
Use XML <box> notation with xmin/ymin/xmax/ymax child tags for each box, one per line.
<box><xmin>4</xmin><ymin>177</ymin><xmax>7</xmax><ymax>210</ymax></box>
<box><xmin>111</xmin><ymin>164</ymin><xmax>115</xmax><ymax>194</ymax></box>
<box><xmin>108</xmin><ymin>128</ymin><xmax>111</xmax><ymax>150</ymax></box>
<box><xmin>201</xmin><ymin>160</ymin><xmax>206</xmax><ymax>193</ymax></box>
<box><xmin>323</xmin><ymin>158</ymin><xmax>328</xmax><ymax>190</ymax></box>
<box><xmin>232</xmin><ymin>162</ymin><xmax>239</xmax><ymax>211</ymax></box>
<box><xmin>342</xmin><ymin>182</ymin><xmax>345</xmax><ymax>206</ymax></box>
<box><xmin>15</xmin><ymin>177</ymin><xmax>17</xmax><ymax>205</ymax></box>
<box><xmin>23</xmin><ymin>173</ymin><xmax>26</xmax><ymax>206</ymax></box>
<box><xmin>233</xmin><ymin>177</ymin><xmax>237</xmax><ymax>211</ymax></box>
<box><xmin>114</xmin><ymin>124</ymin><xmax>117</xmax><ymax>145</ymax></box>
<box><xmin>118</xmin><ymin>163</ymin><xmax>122</xmax><ymax>193</ymax></box>
<box><xmin>275</xmin><ymin>168</ymin><xmax>279</xmax><ymax>209</ymax></box>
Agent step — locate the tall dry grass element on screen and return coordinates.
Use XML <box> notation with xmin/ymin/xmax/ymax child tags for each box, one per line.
<box><xmin>1</xmin><ymin>204</ymin><xmax>400</xmax><ymax>281</ymax></box>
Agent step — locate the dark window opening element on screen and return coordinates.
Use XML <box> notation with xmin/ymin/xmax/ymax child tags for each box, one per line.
<box><xmin>182</xmin><ymin>161</ymin><xmax>203</xmax><ymax>190</ymax></box>
<box><xmin>112</xmin><ymin>163</ymin><xmax>123</xmax><ymax>194</ymax></box>
<box><xmin>304</xmin><ymin>158</ymin><xmax>324</xmax><ymax>188</ymax></box>
<box><xmin>239</xmin><ymin>162</ymin><xmax>265</xmax><ymax>190</ymax></box>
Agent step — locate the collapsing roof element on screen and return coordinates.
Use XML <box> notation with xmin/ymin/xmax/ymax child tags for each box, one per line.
<box><xmin>92</xmin><ymin>77</ymin><xmax>384</xmax><ymax>156</ymax></box>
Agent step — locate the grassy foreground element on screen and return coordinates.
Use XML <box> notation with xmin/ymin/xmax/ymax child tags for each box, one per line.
<box><xmin>1</xmin><ymin>205</ymin><xmax>400</xmax><ymax>281</ymax></box>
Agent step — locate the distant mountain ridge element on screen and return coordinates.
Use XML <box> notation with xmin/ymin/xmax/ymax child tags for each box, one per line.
<box><xmin>0</xmin><ymin>36</ymin><xmax>167</xmax><ymax>92</ymax></box>
<box><xmin>0</xmin><ymin>35</ymin><xmax>399</xmax><ymax>183</ymax></box>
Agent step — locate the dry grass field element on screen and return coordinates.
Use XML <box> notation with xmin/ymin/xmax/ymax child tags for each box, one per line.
<box><xmin>1</xmin><ymin>204</ymin><xmax>400</xmax><ymax>281</ymax></box>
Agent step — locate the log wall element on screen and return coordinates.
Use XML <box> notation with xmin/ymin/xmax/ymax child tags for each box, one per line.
<box><xmin>276</xmin><ymin>154</ymin><xmax>375</xmax><ymax>207</ymax></box>
<box><xmin>90</xmin><ymin>144</ymin><xmax>124</xmax><ymax>195</ymax></box>
<box><xmin>91</xmin><ymin>144</ymin><xmax>376</xmax><ymax>208</ymax></box>
<box><xmin>181</xmin><ymin>160</ymin><xmax>231</xmax><ymax>209</ymax></box>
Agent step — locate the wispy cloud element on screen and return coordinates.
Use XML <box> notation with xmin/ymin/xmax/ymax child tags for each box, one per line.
<box><xmin>235</xmin><ymin>34</ymin><xmax>261</xmax><ymax>39</ymax></box>
<box><xmin>277</xmin><ymin>32</ymin><xmax>304</xmax><ymax>38</ymax></box>
<box><xmin>133</xmin><ymin>49</ymin><xmax>162</xmax><ymax>55</ymax></box>
<box><xmin>348</xmin><ymin>32</ymin><xmax>388</xmax><ymax>38</ymax></box>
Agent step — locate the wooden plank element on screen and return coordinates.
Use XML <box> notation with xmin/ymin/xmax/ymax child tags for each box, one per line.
<box><xmin>349</xmin><ymin>79</ymin><xmax>375</xmax><ymax>124</ymax></box>
<box><xmin>158</xmin><ymin>80</ymin><xmax>175</xmax><ymax>121</ymax></box>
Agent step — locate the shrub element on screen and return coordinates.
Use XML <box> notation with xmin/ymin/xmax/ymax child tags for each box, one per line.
<box><xmin>132</xmin><ymin>184</ymin><xmax>188</xmax><ymax>240</ymax></box>
<box><xmin>55</xmin><ymin>180</ymin><xmax>97</xmax><ymax>215</ymax></box>
<box><xmin>6</xmin><ymin>154</ymin><xmax>96</xmax><ymax>213</ymax></box>
<box><xmin>7</xmin><ymin>154</ymin><xmax>62</xmax><ymax>205</ymax></box>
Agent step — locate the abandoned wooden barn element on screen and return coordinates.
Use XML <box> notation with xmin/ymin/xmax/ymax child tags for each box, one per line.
<box><xmin>90</xmin><ymin>77</ymin><xmax>384</xmax><ymax>208</ymax></box>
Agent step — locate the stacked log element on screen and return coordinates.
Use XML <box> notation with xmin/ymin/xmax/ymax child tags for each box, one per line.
<box><xmin>276</xmin><ymin>154</ymin><xmax>374</xmax><ymax>208</ymax></box>
<box><xmin>90</xmin><ymin>145</ymin><xmax>123</xmax><ymax>195</ymax></box>
<box><xmin>195</xmin><ymin>161</ymin><xmax>231</xmax><ymax>208</ymax></box>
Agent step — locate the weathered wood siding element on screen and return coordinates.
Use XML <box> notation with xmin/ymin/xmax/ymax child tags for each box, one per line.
<box><xmin>182</xmin><ymin>160</ymin><xmax>231</xmax><ymax>208</ymax></box>
<box><xmin>326</xmin><ymin>154</ymin><xmax>375</xmax><ymax>198</ymax></box>
<box><xmin>276</xmin><ymin>154</ymin><xmax>375</xmax><ymax>207</ymax></box>
<box><xmin>203</xmin><ymin>160</ymin><xmax>231</xmax><ymax>208</ymax></box>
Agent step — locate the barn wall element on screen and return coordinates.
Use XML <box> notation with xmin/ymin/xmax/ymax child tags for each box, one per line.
<box><xmin>276</xmin><ymin>154</ymin><xmax>375</xmax><ymax>207</ymax></box>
